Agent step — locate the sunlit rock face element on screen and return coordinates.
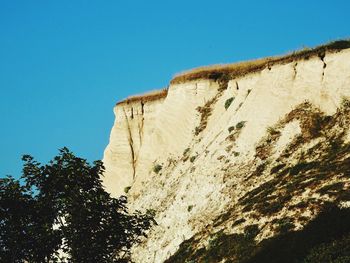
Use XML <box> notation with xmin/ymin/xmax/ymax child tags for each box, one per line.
<box><xmin>103</xmin><ymin>48</ymin><xmax>350</xmax><ymax>263</ymax></box>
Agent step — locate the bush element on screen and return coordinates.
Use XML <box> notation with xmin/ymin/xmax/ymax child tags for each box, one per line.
<box><xmin>153</xmin><ymin>164</ymin><xmax>162</xmax><ymax>174</ymax></box>
<box><xmin>236</xmin><ymin>121</ymin><xmax>246</xmax><ymax>129</ymax></box>
<box><xmin>228</xmin><ymin>126</ymin><xmax>235</xmax><ymax>133</ymax></box>
<box><xmin>340</xmin><ymin>97</ymin><xmax>350</xmax><ymax>110</ymax></box>
<box><xmin>275</xmin><ymin>218</ymin><xmax>294</xmax><ymax>234</ymax></box>
<box><xmin>183</xmin><ymin>148</ymin><xmax>190</xmax><ymax>156</ymax></box>
<box><xmin>124</xmin><ymin>186</ymin><xmax>131</xmax><ymax>194</ymax></box>
<box><xmin>187</xmin><ymin>205</ymin><xmax>194</xmax><ymax>212</ymax></box>
<box><xmin>190</xmin><ymin>156</ymin><xmax>196</xmax><ymax>163</ymax></box>
<box><xmin>244</xmin><ymin>224</ymin><xmax>260</xmax><ymax>239</ymax></box>
<box><xmin>224</xmin><ymin>97</ymin><xmax>234</xmax><ymax>110</ymax></box>
<box><xmin>267</xmin><ymin>126</ymin><xmax>281</xmax><ymax>136</ymax></box>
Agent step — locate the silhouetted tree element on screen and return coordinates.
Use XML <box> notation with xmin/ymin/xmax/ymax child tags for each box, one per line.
<box><xmin>0</xmin><ymin>148</ymin><xmax>155</xmax><ymax>262</ymax></box>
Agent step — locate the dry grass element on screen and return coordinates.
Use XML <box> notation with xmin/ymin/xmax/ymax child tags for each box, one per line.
<box><xmin>171</xmin><ymin>40</ymin><xmax>350</xmax><ymax>85</ymax></box>
<box><xmin>116</xmin><ymin>88</ymin><xmax>168</xmax><ymax>105</ymax></box>
<box><xmin>194</xmin><ymin>94</ymin><xmax>221</xmax><ymax>136</ymax></box>
<box><xmin>117</xmin><ymin>40</ymin><xmax>350</xmax><ymax>105</ymax></box>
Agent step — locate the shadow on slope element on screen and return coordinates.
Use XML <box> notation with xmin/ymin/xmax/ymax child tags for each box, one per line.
<box><xmin>247</xmin><ymin>205</ymin><xmax>350</xmax><ymax>263</ymax></box>
<box><xmin>165</xmin><ymin>206</ymin><xmax>350</xmax><ymax>263</ymax></box>
<box><xmin>166</xmin><ymin>99</ymin><xmax>350</xmax><ymax>263</ymax></box>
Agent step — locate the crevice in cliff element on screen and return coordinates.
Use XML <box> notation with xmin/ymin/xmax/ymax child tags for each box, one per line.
<box><xmin>141</xmin><ymin>101</ymin><xmax>145</xmax><ymax>115</ymax></box>
<box><xmin>292</xmin><ymin>62</ymin><xmax>298</xmax><ymax>79</ymax></box>
<box><xmin>122</xmin><ymin>107</ymin><xmax>136</xmax><ymax>180</ymax></box>
<box><xmin>139</xmin><ymin>102</ymin><xmax>145</xmax><ymax>146</ymax></box>
<box><xmin>319</xmin><ymin>52</ymin><xmax>327</xmax><ymax>80</ymax></box>
<box><xmin>267</xmin><ymin>62</ymin><xmax>272</xmax><ymax>71</ymax></box>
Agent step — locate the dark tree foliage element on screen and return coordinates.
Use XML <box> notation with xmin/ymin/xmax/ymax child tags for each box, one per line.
<box><xmin>0</xmin><ymin>176</ymin><xmax>62</xmax><ymax>262</ymax></box>
<box><xmin>0</xmin><ymin>148</ymin><xmax>155</xmax><ymax>263</ymax></box>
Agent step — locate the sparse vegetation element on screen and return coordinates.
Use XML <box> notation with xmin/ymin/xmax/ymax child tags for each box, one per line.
<box><xmin>242</xmin><ymin>101</ymin><xmax>350</xmax><ymax>217</ymax></box>
<box><xmin>236</xmin><ymin>121</ymin><xmax>246</xmax><ymax>129</ymax></box>
<box><xmin>163</xmin><ymin>70</ymin><xmax>350</xmax><ymax>263</ymax></box>
<box><xmin>117</xmin><ymin>88</ymin><xmax>168</xmax><ymax>105</ymax></box>
<box><xmin>187</xmin><ymin>205</ymin><xmax>194</xmax><ymax>212</ymax></box>
<box><xmin>183</xmin><ymin>148</ymin><xmax>190</xmax><ymax>156</ymax></box>
<box><xmin>289</xmin><ymin>162</ymin><xmax>312</xmax><ymax>175</ymax></box>
<box><xmin>270</xmin><ymin>163</ymin><xmax>286</xmax><ymax>174</ymax></box>
<box><xmin>165</xmin><ymin>224</ymin><xmax>259</xmax><ymax>263</ymax></box>
<box><xmin>228</xmin><ymin>126</ymin><xmax>235</xmax><ymax>133</ymax></box>
<box><xmin>124</xmin><ymin>186</ymin><xmax>131</xmax><ymax>194</ymax></box>
<box><xmin>317</xmin><ymin>182</ymin><xmax>345</xmax><ymax>196</ymax></box>
<box><xmin>340</xmin><ymin>96</ymin><xmax>350</xmax><ymax>109</ymax></box>
<box><xmin>275</xmin><ymin>218</ymin><xmax>294</xmax><ymax>234</ymax></box>
<box><xmin>195</xmin><ymin>95</ymin><xmax>221</xmax><ymax>136</ymax></box>
<box><xmin>153</xmin><ymin>164</ymin><xmax>162</xmax><ymax>174</ymax></box>
<box><xmin>171</xmin><ymin>40</ymin><xmax>350</xmax><ymax>85</ymax></box>
<box><xmin>226</xmin><ymin>122</ymin><xmax>246</xmax><ymax>143</ymax></box>
<box><xmin>224</xmin><ymin>97</ymin><xmax>234</xmax><ymax>110</ymax></box>
<box><xmin>267</xmin><ymin>126</ymin><xmax>281</xmax><ymax>136</ymax></box>
<box><xmin>232</xmin><ymin>218</ymin><xmax>246</xmax><ymax>227</ymax></box>
<box><xmin>167</xmin><ymin>206</ymin><xmax>350</xmax><ymax>263</ymax></box>
<box><xmin>164</xmin><ymin>98</ymin><xmax>350</xmax><ymax>262</ymax></box>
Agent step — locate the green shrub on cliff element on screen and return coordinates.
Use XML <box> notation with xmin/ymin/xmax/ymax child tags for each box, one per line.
<box><xmin>224</xmin><ymin>97</ymin><xmax>234</xmax><ymax>110</ymax></box>
<box><xmin>153</xmin><ymin>164</ymin><xmax>162</xmax><ymax>174</ymax></box>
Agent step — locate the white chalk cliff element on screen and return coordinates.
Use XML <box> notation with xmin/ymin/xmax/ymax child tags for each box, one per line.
<box><xmin>103</xmin><ymin>43</ymin><xmax>350</xmax><ymax>262</ymax></box>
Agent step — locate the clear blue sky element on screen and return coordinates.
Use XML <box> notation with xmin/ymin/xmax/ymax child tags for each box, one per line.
<box><xmin>1</xmin><ymin>0</ymin><xmax>349</xmax><ymax>178</ymax></box>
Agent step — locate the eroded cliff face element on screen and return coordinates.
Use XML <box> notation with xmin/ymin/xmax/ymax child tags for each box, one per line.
<box><xmin>103</xmin><ymin>47</ymin><xmax>350</xmax><ymax>262</ymax></box>
<box><xmin>103</xmin><ymin>97</ymin><xmax>165</xmax><ymax>196</ymax></box>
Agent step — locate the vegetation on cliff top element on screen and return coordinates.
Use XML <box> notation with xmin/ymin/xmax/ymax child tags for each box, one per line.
<box><xmin>116</xmin><ymin>88</ymin><xmax>168</xmax><ymax>106</ymax></box>
<box><xmin>116</xmin><ymin>40</ymin><xmax>350</xmax><ymax>107</ymax></box>
<box><xmin>171</xmin><ymin>40</ymin><xmax>350</xmax><ymax>85</ymax></box>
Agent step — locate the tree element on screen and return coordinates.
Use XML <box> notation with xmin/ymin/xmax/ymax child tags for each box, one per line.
<box><xmin>0</xmin><ymin>148</ymin><xmax>155</xmax><ymax>262</ymax></box>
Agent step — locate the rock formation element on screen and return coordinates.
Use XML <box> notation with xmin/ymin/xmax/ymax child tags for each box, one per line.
<box><xmin>103</xmin><ymin>41</ymin><xmax>350</xmax><ymax>262</ymax></box>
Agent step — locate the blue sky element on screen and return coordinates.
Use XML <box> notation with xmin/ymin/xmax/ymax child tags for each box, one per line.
<box><xmin>1</xmin><ymin>0</ymin><xmax>349</xmax><ymax>178</ymax></box>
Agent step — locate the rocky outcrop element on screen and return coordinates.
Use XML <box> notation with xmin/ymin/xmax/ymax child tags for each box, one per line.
<box><xmin>103</xmin><ymin>92</ymin><xmax>166</xmax><ymax>196</ymax></box>
<box><xmin>103</xmin><ymin>43</ymin><xmax>350</xmax><ymax>262</ymax></box>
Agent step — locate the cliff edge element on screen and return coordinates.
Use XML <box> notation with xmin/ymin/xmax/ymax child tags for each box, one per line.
<box><xmin>103</xmin><ymin>41</ymin><xmax>350</xmax><ymax>263</ymax></box>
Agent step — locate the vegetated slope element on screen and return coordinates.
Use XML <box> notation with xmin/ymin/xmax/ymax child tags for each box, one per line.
<box><xmin>165</xmin><ymin>100</ymin><xmax>350</xmax><ymax>263</ymax></box>
<box><xmin>102</xmin><ymin>40</ymin><xmax>350</xmax><ymax>263</ymax></box>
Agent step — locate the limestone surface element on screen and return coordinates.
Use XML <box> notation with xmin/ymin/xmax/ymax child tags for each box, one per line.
<box><xmin>103</xmin><ymin>48</ymin><xmax>350</xmax><ymax>262</ymax></box>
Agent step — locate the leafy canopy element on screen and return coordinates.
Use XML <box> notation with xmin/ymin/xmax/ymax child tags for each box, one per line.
<box><xmin>0</xmin><ymin>147</ymin><xmax>155</xmax><ymax>263</ymax></box>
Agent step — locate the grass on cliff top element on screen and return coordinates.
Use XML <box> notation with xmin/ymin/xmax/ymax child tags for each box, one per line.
<box><xmin>171</xmin><ymin>39</ymin><xmax>350</xmax><ymax>85</ymax></box>
<box><xmin>117</xmin><ymin>40</ymin><xmax>350</xmax><ymax>105</ymax></box>
<box><xmin>116</xmin><ymin>88</ymin><xmax>168</xmax><ymax>105</ymax></box>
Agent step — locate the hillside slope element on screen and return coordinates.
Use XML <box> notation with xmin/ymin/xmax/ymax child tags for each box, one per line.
<box><xmin>103</xmin><ymin>41</ymin><xmax>350</xmax><ymax>263</ymax></box>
